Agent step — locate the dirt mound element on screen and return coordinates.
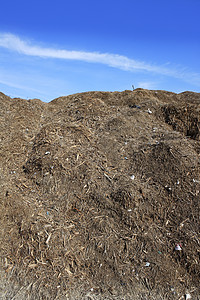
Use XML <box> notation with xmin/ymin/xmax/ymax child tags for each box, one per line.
<box><xmin>0</xmin><ymin>89</ymin><xmax>199</xmax><ymax>299</ymax></box>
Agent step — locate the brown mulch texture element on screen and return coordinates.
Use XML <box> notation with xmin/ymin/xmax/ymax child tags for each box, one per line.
<box><xmin>0</xmin><ymin>89</ymin><xmax>199</xmax><ymax>299</ymax></box>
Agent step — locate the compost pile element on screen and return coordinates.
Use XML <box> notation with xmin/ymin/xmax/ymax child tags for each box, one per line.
<box><xmin>0</xmin><ymin>89</ymin><xmax>199</xmax><ymax>300</ymax></box>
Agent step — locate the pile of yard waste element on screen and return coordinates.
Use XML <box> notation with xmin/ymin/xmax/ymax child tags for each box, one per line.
<box><xmin>0</xmin><ymin>89</ymin><xmax>199</xmax><ymax>299</ymax></box>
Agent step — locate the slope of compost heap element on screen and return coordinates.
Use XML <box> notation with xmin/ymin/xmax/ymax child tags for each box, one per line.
<box><xmin>0</xmin><ymin>89</ymin><xmax>199</xmax><ymax>299</ymax></box>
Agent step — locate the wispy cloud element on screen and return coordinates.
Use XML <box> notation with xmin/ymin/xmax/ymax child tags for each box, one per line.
<box><xmin>138</xmin><ymin>81</ymin><xmax>158</xmax><ymax>90</ymax></box>
<box><xmin>0</xmin><ymin>33</ymin><xmax>200</xmax><ymax>87</ymax></box>
<box><xmin>0</xmin><ymin>77</ymin><xmax>41</xmax><ymax>94</ymax></box>
<box><xmin>0</xmin><ymin>69</ymin><xmax>56</xmax><ymax>100</ymax></box>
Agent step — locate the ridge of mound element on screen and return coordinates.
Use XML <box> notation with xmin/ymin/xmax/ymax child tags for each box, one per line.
<box><xmin>0</xmin><ymin>89</ymin><xmax>199</xmax><ymax>299</ymax></box>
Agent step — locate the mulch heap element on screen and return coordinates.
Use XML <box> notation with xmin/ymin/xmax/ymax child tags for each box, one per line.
<box><xmin>0</xmin><ymin>89</ymin><xmax>199</xmax><ymax>300</ymax></box>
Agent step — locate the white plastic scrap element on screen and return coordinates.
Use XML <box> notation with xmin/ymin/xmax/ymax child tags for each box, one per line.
<box><xmin>175</xmin><ymin>244</ymin><xmax>182</xmax><ymax>251</ymax></box>
<box><xmin>45</xmin><ymin>151</ymin><xmax>50</xmax><ymax>155</ymax></box>
<box><xmin>147</xmin><ymin>108</ymin><xmax>152</xmax><ymax>114</ymax></box>
<box><xmin>193</xmin><ymin>179</ymin><xmax>200</xmax><ymax>183</ymax></box>
<box><xmin>130</xmin><ymin>175</ymin><xmax>135</xmax><ymax>180</ymax></box>
<box><xmin>165</xmin><ymin>185</ymin><xmax>172</xmax><ymax>191</ymax></box>
<box><xmin>145</xmin><ymin>262</ymin><xmax>150</xmax><ymax>267</ymax></box>
<box><xmin>185</xmin><ymin>293</ymin><xmax>191</xmax><ymax>300</ymax></box>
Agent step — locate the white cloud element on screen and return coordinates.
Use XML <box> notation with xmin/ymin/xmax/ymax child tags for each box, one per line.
<box><xmin>0</xmin><ymin>78</ymin><xmax>38</xmax><ymax>93</ymax></box>
<box><xmin>0</xmin><ymin>72</ymin><xmax>52</xmax><ymax>100</ymax></box>
<box><xmin>137</xmin><ymin>81</ymin><xmax>158</xmax><ymax>90</ymax></box>
<box><xmin>0</xmin><ymin>33</ymin><xmax>200</xmax><ymax>87</ymax></box>
<box><xmin>0</xmin><ymin>33</ymin><xmax>157</xmax><ymax>71</ymax></box>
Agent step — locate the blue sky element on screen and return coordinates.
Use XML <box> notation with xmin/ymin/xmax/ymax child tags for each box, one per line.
<box><xmin>0</xmin><ymin>0</ymin><xmax>200</xmax><ymax>102</ymax></box>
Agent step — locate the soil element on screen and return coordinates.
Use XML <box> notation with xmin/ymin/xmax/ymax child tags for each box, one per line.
<box><xmin>0</xmin><ymin>89</ymin><xmax>199</xmax><ymax>299</ymax></box>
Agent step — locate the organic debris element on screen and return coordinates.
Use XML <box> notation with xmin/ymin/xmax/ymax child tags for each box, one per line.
<box><xmin>0</xmin><ymin>89</ymin><xmax>200</xmax><ymax>299</ymax></box>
